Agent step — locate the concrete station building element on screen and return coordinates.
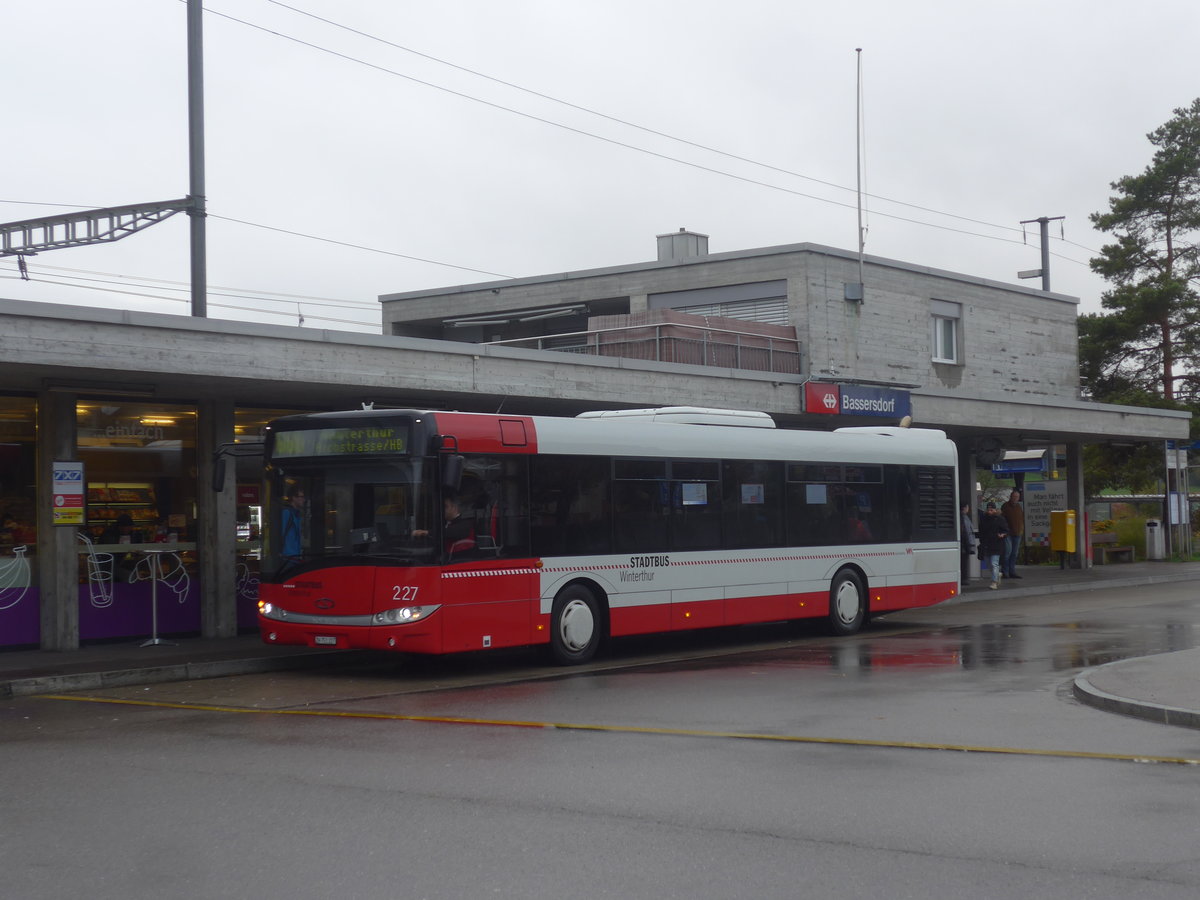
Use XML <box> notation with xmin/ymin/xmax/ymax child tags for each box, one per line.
<box><xmin>0</xmin><ymin>231</ymin><xmax>1188</xmax><ymax>653</ymax></box>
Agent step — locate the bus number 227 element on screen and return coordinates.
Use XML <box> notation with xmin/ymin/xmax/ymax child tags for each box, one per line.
<box><xmin>392</xmin><ymin>585</ymin><xmax>419</xmax><ymax>604</ymax></box>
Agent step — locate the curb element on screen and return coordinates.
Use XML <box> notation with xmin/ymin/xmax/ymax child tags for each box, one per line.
<box><xmin>1072</xmin><ymin>664</ymin><xmax>1200</xmax><ymax>731</ymax></box>
<box><xmin>951</xmin><ymin>567</ymin><xmax>1199</xmax><ymax>605</ymax></box>
<box><xmin>2</xmin><ymin>649</ymin><xmax>373</xmax><ymax>699</ymax></box>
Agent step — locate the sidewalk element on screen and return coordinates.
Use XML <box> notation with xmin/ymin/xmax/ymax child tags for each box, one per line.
<box><xmin>955</xmin><ymin>558</ymin><xmax>1200</xmax><ymax>603</ymax></box>
<box><xmin>0</xmin><ymin>633</ymin><xmax>371</xmax><ymax>699</ymax></box>
<box><xmin>1072</xmin><ymin>647</ymin><xmax>1200</xmax><ymax>730</ymax></box>
<box><xmin>956</xmin><ymin>560</ymin><xmax>1200</xmax><ymax>729</ymax></box>
<box><xmin>4</xmin><ymin>561</ymin><xmax>1200</xmax><ymax>729</ymax></box>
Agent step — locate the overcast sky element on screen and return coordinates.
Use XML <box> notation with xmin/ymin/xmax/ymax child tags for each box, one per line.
<box><xmin>2</xmin><ymin>0</ymin><xmax>1197</xmax><ymax>334</ymax></box>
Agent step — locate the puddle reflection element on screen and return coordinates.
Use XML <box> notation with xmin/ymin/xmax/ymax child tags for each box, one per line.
<box><xmin>332</xmin><ymin>617</ymin><xmax>1200</xmax><ymax>688</ymax></box>
<box><xmin>742</xmin><ymin>619</ymin><xmax>1200</xmax><ymax>676</ymax></box>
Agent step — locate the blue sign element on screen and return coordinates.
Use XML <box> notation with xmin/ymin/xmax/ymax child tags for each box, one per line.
<box><xmin>838</xmin><ymin>385</ymin><xmax>911</xmax><ymax>419</ymax></box>
<box><xmin>992</xmin><ymin>458</ymin><xmax>1044</xmax><ymax>474</ymax></box>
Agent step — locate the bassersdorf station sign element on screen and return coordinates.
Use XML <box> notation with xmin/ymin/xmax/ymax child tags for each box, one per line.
<box><xmin>804</xmin><ymin>382</ymin><xmax>912</xmax><ymax>419</ymax></box>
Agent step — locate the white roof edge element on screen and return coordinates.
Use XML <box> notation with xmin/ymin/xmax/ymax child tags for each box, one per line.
<box><xmin>835</xmin><ymin>425</ymin><xmax>948</xmax><ymax>439</ymax></box>
<box><xmin>576</xmin><ymin>407</ymin><xmax>777</xmax><ymax>428</ymax></box>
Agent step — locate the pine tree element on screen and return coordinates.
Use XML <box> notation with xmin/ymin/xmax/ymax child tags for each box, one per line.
<box><xmin>1085</xmin><ymin>98</ymin><xmax>1200</xmax><ymax>403</ymax></box>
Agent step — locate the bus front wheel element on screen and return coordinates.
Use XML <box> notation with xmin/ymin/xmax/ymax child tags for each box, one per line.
<box><xmin>549</xmin><ymin>584</ymin><xmax>604</xmax><ymax>665</ymax></box>
<box><xmin>828</xmin><ymin>569</ymin><xmax>866</xmax><ymax>636</ymax></box>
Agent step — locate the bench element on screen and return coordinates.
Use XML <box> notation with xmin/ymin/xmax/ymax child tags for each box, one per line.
<box><xmin>1091</xmin><ymin>531</ymin><xmax>1135</xmax><ymax>564</ymax></box>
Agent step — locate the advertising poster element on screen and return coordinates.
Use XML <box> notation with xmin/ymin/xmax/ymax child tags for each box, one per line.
<box><xmin>52</xmin><ymin>460</ymin><xmax>86</xmax><ymax>526</ymax></box>
<box><xmin>1023</xmin><ymin>481</ymin><xmax>1067</xmax><ymax>546</ymax></box>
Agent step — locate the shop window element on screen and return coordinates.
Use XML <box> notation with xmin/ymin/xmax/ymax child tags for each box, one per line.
<box><xmin>0</xmin><ymin>396</ymin><xmax>39</xmax><ymax>646</ymax></box>
<box><xmin>72</xmin><ymin>401</ymin><xmax>202</xmax><ymax>642</ymax></box>
<box><xmin>76</xmin><ymin>402</ymin><xmax>198</xmax><ymax>547</ymax></box>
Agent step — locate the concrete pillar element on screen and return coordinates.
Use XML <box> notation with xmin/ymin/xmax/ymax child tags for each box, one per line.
<box><xmin>1065</xmin><ymin>441</ymin><xmax>1086</xmax><ymax>568</ymax></box>
<box><xmin>629</xmin><ymin>293</ymin><xmax>649</xmax><ymax>313</ymax></box>
<box><xmin>36</xmin><ymin>391</ymin><xmax>79</xmax><ymax>651</ymax></box>
<box><xmin>197</xmin><ymin>399</ymin><xmax>237</xmax><ymax>637</ymax></box>
<box><xmin>956</xmin><ymin>441</ymin><xmax>978</xmax><ymax>580</ymax></box>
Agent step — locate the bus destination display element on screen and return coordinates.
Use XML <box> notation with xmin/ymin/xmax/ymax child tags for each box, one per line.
<box><xmin>273</xmin><ymin>425</ymin><xmax>408</xmax><ymax>458</ymax></box>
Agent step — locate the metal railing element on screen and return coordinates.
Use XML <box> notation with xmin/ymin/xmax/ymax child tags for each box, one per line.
<box><xmin>485</xmin><ymin>323</ymin><xmax>801</xmax><ymax>375</ymax></box>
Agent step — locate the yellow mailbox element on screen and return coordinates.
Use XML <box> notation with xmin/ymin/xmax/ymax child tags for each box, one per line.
<box><xmin>1050</xmin><ymin>510</ymin><xmax>1076</xmax><ymax>553</ymax></box>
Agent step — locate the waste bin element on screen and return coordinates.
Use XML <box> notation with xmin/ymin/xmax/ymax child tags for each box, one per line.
<box><xmin>1145</xmin><ymin>518</ymin><xmax>1165</xmax><ymax>560</ymax></box>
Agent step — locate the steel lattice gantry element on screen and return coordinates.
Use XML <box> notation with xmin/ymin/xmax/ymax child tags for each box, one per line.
<box><xmin>0</xmin><ymin>198</ymin><xmax>195</xmax><ymax>257</ymax></box>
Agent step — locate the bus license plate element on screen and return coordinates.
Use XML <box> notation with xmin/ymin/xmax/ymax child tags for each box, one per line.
<box><xmin>314</xmin><ymin>635</ymin><xmax>338</xmax><ymax>646</ymax></box>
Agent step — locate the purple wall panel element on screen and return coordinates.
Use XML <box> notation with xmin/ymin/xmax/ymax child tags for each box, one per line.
<box><xmin>0</xmin><ymin>587</ymin><xmax>40</xmax><ymax>647</ymax></box>
<box><xmin>78</xmin><ymin>579</ymin><xmax>200</xmax><ymax>641</ymax></box>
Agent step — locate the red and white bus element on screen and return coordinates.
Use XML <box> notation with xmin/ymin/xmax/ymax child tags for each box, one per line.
<box><xmin>256</xmin><ymin>406</ymin><xmax>959</xmax><ymax>664</ymax></box>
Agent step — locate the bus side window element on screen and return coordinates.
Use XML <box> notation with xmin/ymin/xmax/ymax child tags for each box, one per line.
<box><xmin>530</xmin><ymin>456</ymin><xmax>610</xmax><ymax>557</ymax></box>
<box><xmin>721</xmin><ymin>460</ymin><xmax>783</xmax><ymax>549</ymax></box>
<box><xmin>785</xmin><ymin>464</ymin><xmax>843</xmax><ymax>546</ymax></box>
<box><xmin>843</xmin><ymin>466</ymin><xmax>884</xmax><ymax>543</ymax></box>
<box><xmin>668</xmin><ymin>460</ymin><xmax>719</xmax><ymax>551</ymax></box>
<box><xmin>461</xmin><ymin>455</ymin><xmax>530</xmax><ymax>559</ymax></box>
<box><xmin>613</xmin><ymin>481</ymin><xmax>669</xmax><ymax>553</ymax></box>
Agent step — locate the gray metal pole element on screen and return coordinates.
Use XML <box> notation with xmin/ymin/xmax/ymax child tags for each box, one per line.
<box><xmin>187</xmin><ymin>0</ymin><xmax>207</xmax><ymax>317</ymax></box>
<box><xmin>1039</xmin><ymin>217</ymin><xmax>1051</xmax><ymax>292</ymax></box>
<box><xmin>1164</xmin><ymin>440</ymin><xmax>1173</xmax><ymax>558</ymax></box>
<box><xmin>1019</xmin><ymin>216</ymin><xmax>1063</xmax><ymax>291</ymax></box>
<box><xmin>855</xmin><ymin>48</ymin><xmax>865</xmax><ymax>290</ymax></box>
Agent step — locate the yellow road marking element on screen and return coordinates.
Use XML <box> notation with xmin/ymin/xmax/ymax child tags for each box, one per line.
<box><xmin>42</xmin><ymin>694</ymin><xmax>1200</xmax><ymax>766</ymax></box>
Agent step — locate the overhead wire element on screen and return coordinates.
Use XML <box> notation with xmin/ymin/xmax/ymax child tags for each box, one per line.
<box><xmin>0</xmin><ymin>269</ymin><xmax>376</xmax><ymax>329</ymax></box>
<box><xmin>199</xmin><ymin>3</ymin><xmax>1041</xmax><ymax>249</ymax></box>
<box><xmin>0</xmin><ymin>197</ymin><xmax>513</xmax><ymax>280</ymax></box>
<box><xmin>4</xmin><ymin>4</ymin><xmax>1104</xmax><ymax>318</ymax></box>
<box><xmin>0</xmin><ymin>253</ymin><xmax>382</xmax><ymax>328</ymax></box>
<box><xmin>209</xmin><ymin>215</ymin><xmax>514</xmax><ymax>278</ymax></box>
<box><xmin>262</xmin><ymin>0</ymin><xmax>1026</xmax><ymax>238</ymax></box>
<box><xmin>0</xmin><ymin>197</ymin><xmax>513</xmax><ymax>318</ymax></box>
<box><xmin>0</xmin><ymin>252</ymin><xmax>377</xmax><ymax>309</ymax></box>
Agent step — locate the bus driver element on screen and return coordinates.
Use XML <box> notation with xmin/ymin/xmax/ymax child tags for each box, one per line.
<box><xmin>414</xmin><ymin>495</ymin><xmax>475</xmax><ymax>555</ymax></box>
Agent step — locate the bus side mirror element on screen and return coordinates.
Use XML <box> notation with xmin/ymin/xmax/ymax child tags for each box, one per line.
<box><xmin>211</xmin><ymin>441</ymin><xmax>264</xmax><ymax>492</ymax></box>
<box><xmin>442</xmin><ymin>454</ymin><xmax>465</xmax><ymax>491</ymax></box>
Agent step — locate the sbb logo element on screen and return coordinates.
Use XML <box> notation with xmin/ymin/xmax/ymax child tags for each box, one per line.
<box><xmin>805</xmin><ymin>383</ymin><xmax>841</xmax><ymax>415</ymax></box>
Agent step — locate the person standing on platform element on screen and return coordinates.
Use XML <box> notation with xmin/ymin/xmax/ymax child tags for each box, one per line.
<box><xmin>978</xmin><ymin>502</ymin><xmax>1009</xmax><ymax>590</ymax></box>
<box><xmin>1001</xmin><ymin>489</ymin><xmax>1025</xmax><ymax>579</ymax></box>
<box><xmin>960</xmin><ymin>503</ymin><xmax>978</xmax><ymax>587</ymax></box>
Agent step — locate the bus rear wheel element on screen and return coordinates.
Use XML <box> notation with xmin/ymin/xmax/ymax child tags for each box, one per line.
<box><xmin>828</xmin><ymin>568</ymin><xmax>866</xmax><ymax>636</ymax></box>
<box><xmin>549</xmin><ymin>584</ymin><xmax>604</xmax><ymax>665</ymax></box>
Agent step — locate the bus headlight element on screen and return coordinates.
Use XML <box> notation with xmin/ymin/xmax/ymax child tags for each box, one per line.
<box><xmin>259</xmin><ymin>601</ymin><xmax>274</xmax><ymax>615</ymax></box>
<box><xmin>374</xmin><ymin>605</ymin><xmax>441</xmax><ymax>625</ymax></box>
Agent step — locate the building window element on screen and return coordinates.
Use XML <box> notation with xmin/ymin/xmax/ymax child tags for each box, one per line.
<box><xmin>931</xmin><ymin>300</ymin><xmax>962</xmax><ymax>364</ymax></box>
<box><xmin>649</xmin><ymin>280</ymin><xmax>790</xmax><ymax>326</ymax></box>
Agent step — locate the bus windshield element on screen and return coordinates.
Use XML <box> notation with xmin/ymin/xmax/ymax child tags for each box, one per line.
<box><xmin>266</xmin><ymin>458</ymin><xmax>437</xmax><ymax>576</ymax></box>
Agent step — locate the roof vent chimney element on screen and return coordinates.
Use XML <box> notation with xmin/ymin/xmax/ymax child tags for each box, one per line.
<box><xmin>656</xmin><ymin>228</ymin><xmax>709</xmax><ymax>262</ymax></box>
